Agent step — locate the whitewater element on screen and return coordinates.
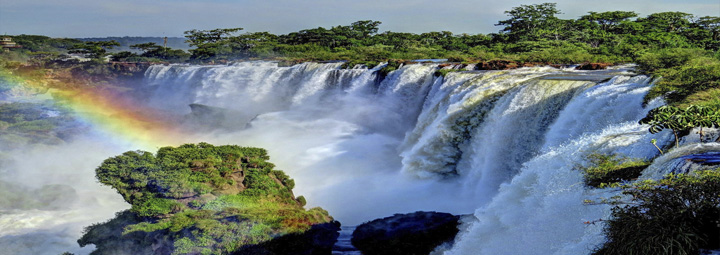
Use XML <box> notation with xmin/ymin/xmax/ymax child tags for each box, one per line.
<box><xmin>2</xmin><ymin>61</ymin><xmax>715</xmax><ymax>255</ymax></box>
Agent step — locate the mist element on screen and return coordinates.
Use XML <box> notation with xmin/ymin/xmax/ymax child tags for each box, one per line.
<box><xmin>0</xmin><ymin>138</ymin><xmax>130</xmax><ymax>255</ymax></box>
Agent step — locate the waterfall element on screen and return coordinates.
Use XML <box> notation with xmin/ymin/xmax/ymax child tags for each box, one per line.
<box><xmin>4</xmin><ymin>61</ymin><xmax>715</xmax><ymax>254</ymax></box>
<box><xmin>444</xmin><ymin>75</ymin><xmax>671</xmax><ymax>255</ymax></box>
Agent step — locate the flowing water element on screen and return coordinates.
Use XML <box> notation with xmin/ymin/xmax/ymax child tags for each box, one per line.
<box><xmin>1</xmin><ymin>61</ymin><xmax>716</xmax><ymax>255</ymax></box>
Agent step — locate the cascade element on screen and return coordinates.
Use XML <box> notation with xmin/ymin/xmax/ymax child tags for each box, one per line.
<box><xmin>444</xmin><ymin>75</ymin><xmax>670</xmax><ymax>255</ymax></box>
<box><xmin>5</xmin><ymin>60</ymin><xmax>716</xmax><ymax>255</ymax></box>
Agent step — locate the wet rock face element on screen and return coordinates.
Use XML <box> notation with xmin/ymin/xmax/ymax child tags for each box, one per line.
<box><xmin>351</xmin><ymin>211</ymin><xmax>460</xmax><ymax>255</ymax></box>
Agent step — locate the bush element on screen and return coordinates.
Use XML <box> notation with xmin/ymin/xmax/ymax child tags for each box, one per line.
<box><xmin>594</xmin><ymin>170</ymin><xmax>720</xmax><ymax>255</ymax></box>
<box><xmin>635</xmin><ymin>48</ymin><xmax>707</xmax><ymax>72</ymax></box>
<box><xmin>296</xmin><ymin>196</ymin><xmax>307</xmax><ymax>207</ymax></box>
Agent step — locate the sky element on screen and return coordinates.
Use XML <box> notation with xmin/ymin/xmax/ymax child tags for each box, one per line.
<box><xmin>0</xmin><ymin>0</ymin><xmax>718</xmax><ymax>38</ymax></box>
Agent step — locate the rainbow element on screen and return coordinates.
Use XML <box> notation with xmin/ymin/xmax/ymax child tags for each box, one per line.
<box><xmin>0</xmin><ymin>69</ymin><xmax>190</xmax><ymax>150</ymax></box>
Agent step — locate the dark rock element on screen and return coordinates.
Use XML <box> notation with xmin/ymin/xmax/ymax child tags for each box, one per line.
<box><xmin>575</xmin><ymin>62</ymin><xmax>611</xmax><ymax>70</ymax></box>
<box><xmin>351</xmin><ymin>211</ymin><xmax>460</xmax><ymax>255</ymax></box>
<box><xmin>109</xmin><ymin>62</ymin><xmax>154</xmax><ymax>74</ymax></box>
<box><xmin>185</xmin><ymin>103</ymin><xmax>253</xmax><ymax>130</ymax></box>
<box><xmin>475</xmin><ymin>60</ymin><xmax>520</xmax><ymax>70</ymax></box>
<box><xmin>233</xmin><ymin>221</ymin><xmax>341</xmax><ymax>255</ymax></box>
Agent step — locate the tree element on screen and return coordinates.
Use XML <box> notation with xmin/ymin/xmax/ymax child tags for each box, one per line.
<box><xmin>580</xmin><ymin>11</ymin><xmax>638</xmax><ymax>32</ymax></box>
<box><xmin>496</xmin><ymin>3</ymin><xmax>562</xmax><ymax>42</ymax></box>
<box><xmin>68</xmin><ymin>40</ymin><xmax>120</xmax><ymax>60</ymax></box>
<box><xmin>640</xmin><ymin>12</ymin><xmax>693</xmax><ymax>33</ymax></box>
<box><xmin>184</xmin><ymin>28</ymin><xmax>243</xmax><ymax>62</ymax></box>
<box><xmin>228</xmin><ymin>32</ymin><xmax>278</xmax><ymax>57</ymax></box>
<box><xmin>684</xmin><ymin>16</ymin><xmax>720</xmax><ymax>50</ymax></box>
<box><xmin>350</xmin><ymin>20</ymin><xmax>382</xmax><ymax>38</ymax></box>
<box><xmin>184</xmin><ymin>28</ymin><xmax>244</xmax><ymax>47</ymax></box>
<box><xmin>129</xmin><ymin>42</ymin><xmax>190</xmax><ymax>62</ymax></box>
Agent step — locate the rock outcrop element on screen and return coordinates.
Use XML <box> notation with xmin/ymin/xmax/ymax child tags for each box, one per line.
<box><xmin>79</xmin><ymin>143</ymin><xmax>339</xmax><ymax>255</ymax></box>
<box><xmin>351</xmin><ymin>211</ymin><xmax>461</xmax><ymax>255</ymax></box>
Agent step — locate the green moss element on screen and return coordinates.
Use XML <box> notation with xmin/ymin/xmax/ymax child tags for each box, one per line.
<box><xmin>578</xmin><ymin>153</ymin><xmax>651</xmax><ymax>188</ymax></box>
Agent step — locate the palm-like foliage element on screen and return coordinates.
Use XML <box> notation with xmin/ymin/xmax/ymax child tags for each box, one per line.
<box><xmin>639</xmin><ymin>105</ymin><xmax>720</xmax><ymax>147</ymax></box>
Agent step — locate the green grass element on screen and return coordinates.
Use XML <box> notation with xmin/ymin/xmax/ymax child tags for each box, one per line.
<box><xmin>578</xmin><ymin>153</ymin><xmax>651</xmax><ymax>188</ymax></box>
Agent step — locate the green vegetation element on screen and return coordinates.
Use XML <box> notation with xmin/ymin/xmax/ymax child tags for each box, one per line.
<box><xmin>68</xmin><ymin>41</ymin><xmax>120</xmax><ymax>60</ymax></box>
<box><xmin>639</xmin><ymin>105</ymin><xmax>720</xmax><ymax>147</ymax></box>
<box><xmin>638</xmin><ymin>48</ymin><xmax>720</xmax><ymax>106</ymax></box>
<box><xmin>80</xmin><ymin>143</ymin><xmax>334</xmax><ymax>255</ymax></box>
<box><xmin>578</xmin><ymin>153</ymin><xmax>651</xmax><ymax>188</ymax></box>
<box><xmin>594</xmin><ymin>170</ymin><xmax>720</xmax><ymax>255</ymax></box>
<box><xmin>111</xmin><ymin>42</ymin><xmax>190</xmax><ymax>62</ymax></box>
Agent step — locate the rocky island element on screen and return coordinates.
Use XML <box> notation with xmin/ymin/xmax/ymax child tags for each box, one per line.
<box><xmin>78</xmin><ymin>143</ymin><xmax>339</xmax><ymax>255</ymax></box>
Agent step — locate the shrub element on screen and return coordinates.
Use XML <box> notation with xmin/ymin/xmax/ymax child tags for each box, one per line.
<box><xmin>594</xmin><ymin>170</ymin><xmax>720</xmax><ymax>254</ymax></box>
<box><xmin>635</xmin><ymin>48</ymin><xmax>707</xmax><ymax>72</ymax></box>
<box><xmin>296</xmin><ymin>196</ymin><xmax>307</xmax><ymax>207</ymax></box>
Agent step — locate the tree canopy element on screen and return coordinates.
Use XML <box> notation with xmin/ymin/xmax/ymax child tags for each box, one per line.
<box><xmin>68</xmin><ymin>40</ymin><xmax>120</xmax><ymax>59</ymax></box>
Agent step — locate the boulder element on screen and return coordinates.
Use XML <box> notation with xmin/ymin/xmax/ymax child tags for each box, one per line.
<box><xmin>233</xmin><ymin>221</ymin><xmax>341</xmax><ymax>255</ymax></box>
<box><xmin>351</xmin><ymin>211</ymin><xmax>460</xmax><ymax>255</ymax></box>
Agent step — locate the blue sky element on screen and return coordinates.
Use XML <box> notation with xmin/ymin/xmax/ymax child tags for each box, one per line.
<box><xmin>1</xmin><ymin>0</ymin><xmax>718</xmax><ymax>37</ymax></box>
